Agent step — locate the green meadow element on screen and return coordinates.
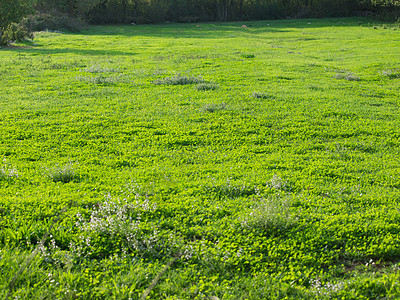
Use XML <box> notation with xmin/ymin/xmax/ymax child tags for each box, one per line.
<box><xmin>1</xmin><ymin>17</ymin><xmax>400</xmax><ymax>299</ymax></box>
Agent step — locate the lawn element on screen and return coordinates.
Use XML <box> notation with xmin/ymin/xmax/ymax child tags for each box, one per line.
<box><xmin>1</xmin><ymin>17</ymin><xmax>400</xmax><ymax>299</ymax></box>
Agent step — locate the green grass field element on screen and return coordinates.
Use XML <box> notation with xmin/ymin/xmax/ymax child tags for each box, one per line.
<box><xmin>1</xmin><ymin>17</ymin><xmax>400</xmax><ymax>299</ymax></box>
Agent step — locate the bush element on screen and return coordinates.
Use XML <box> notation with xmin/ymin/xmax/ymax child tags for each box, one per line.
<box><xmin>20</xmin><ymin>12</ymin><xmax>86</xmax><ymax>33</ymax></box>
<box><xmin>0</xmin><ymin>0</ymin><xmax>35</xmax><ymax>45</ymax></box>
<box><xmin>1</xmin><ymin>22</ymin><xmax>33</xmax><ymax>43</ymax></box>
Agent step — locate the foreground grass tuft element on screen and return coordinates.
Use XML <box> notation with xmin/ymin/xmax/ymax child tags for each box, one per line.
<box><xmin>47</xmin><ymin>163</ymin><xmax>75</xmax><ymax>183</ymax></box>
<box><xmin>241</xmin><ymin>195</ymin><xmax>296</xmax><ymax>233</ymax></box>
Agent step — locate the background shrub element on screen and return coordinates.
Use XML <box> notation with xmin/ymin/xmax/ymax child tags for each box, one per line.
<box><xmin>21</xmin><ymin>12</ymin><xmax>85</xmax><ymax>32</ymax></box>
<box><xmin>2</xmin><ymin>22</ymin><xmax>33</xmax><ymax>42</ymax></box>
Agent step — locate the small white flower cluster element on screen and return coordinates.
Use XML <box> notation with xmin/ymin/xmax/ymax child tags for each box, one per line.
<box><xmin>0</xmin><ymin>160</ymin><xmax>19</xmax><ymax>180</ymax></box>
<box><xmin>268</xmin><ymin>174</ymin><xmax>289</xmax><ymax>191</ymax></box>
<box><xmin>310</xmin><ymin>278</ymin><xmax>344</xmax><ymax>297</ymax></box>
<box><xmin>241</xmin><ymin>195</ymin><xmax>295</xmax><ymax>232</ymax></box>
<box><xmin>73</xmin><ymin>192</ymin><xmax>165</xmax><ymax>258</ymax></box>
<box><xmin>39</xmin><ymin>235</ymin><xmax>73</xmax><ymax>269</ymax></box>
<box><xmin>183</xmin><ymin>244</ymin><xmax>195</xmax><ymax>260</ymax></box>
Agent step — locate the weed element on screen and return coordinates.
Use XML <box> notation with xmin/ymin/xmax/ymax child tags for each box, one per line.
<box><xmin>194</xmin><ymin>83</ymin><xmax>218</xmax><ymax>91</ymax></box>
<box><xmin>81</xmin><ymin>64</ymin><xmax>120</xmax><ymax>73</ymax></box>
<box><xmin>310</xmin><ymin>277</ymin><xmax>345</xmax><ymax>298</ymax></box>
<box><xmin>241</xmin><ymin>195</ymin><xmax>296</xmax><ymax>232</ymax></box>
<box><xmin>202</xmin><ymin>103</ymin><xmax>226</xmax><ymax>113</ymax></box>
<box><xmin>73</xmin><ymin>192</ymin><xmax>180</xmax><ymax>259</ymax></box>
<box><xmin>267</xmin><ymin>174</ymin><xmax>291</xmax><ymax>192</ymax></box>
<box><xmin>308</xmin><ymin>85</ymin><xmax>324</xmax><ymax>91</ymax></box>
<box><xmin>381</xmin><ymin>69</ymin><xmax>400</xmax><ymax>79</ymax></box>
<box><xmin>251</xmin><ymin>92</ymin><xmax>274</xmax><ymax>99</ymax></box>
<box><xmin>47</xmin><ymin>163</ymin><xmax>75</xmax><ymax>183</ymax></box>
<box><xmin>0</xmin><ymin>160</ymin><xmax>19</xmax><ymax>181</ymax></box>
<box><xmin>76</xmin><ymin>74</ymin><xmax>125</xmax><ymax>84</ymax></box>
<box><xmin>334</xmin><ymin>72</ymin><xmax>360</xmax><ymax>81</ymax></box>
<box><xmin>207</xmin><ymin>180</ymin><xmax>258</xmax><ymax>199</ymax></box>
<box><xmin>241</xmin><ymin>53</ymin><xmax>255</xmax><ymax>58</ymax></box>
<box><xmin>153</xmin><ymin>74</ymin><xmax>204</xmax><ymax>85</ymax></box>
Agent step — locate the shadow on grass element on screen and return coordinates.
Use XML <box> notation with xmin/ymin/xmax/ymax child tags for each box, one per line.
<box><xmin>0</xmin><ymin>46</ymin><xmax>138</xmax><ymax>56</ymax></box>
<box><xmin>0</xmin><ymin>17</ymin><xmax>378</xmax><ymax>56</ymax></box>
<box><xmin>79</xmin><ymin>17</ymin><xmax>376</xmax><ymax>38</ymax></box>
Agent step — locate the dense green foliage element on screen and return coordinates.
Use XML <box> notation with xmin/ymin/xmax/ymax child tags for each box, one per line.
<box><xmin>37</xmin><ymin>0</ymin><xmax>399</xmax><ymax>24</ymax></box>
<box><xmin>41</xmin><ymin>0</ymin><xmax>375</xmax><ymax>23</ymax></box>
<box><xmin>0</xmin><ymin>0</ymin><xmax>35</xmax><ymax>45</ymax></box>
<box><xmin>1</xmin><ymin>18</ymin><xmax>400</xmax><ymax>298</ymax></box>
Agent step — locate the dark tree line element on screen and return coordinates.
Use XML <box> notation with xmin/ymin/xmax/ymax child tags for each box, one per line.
<box><xmin>74</xmin><ymin>0</ymin><xmax>374</xmax><ymax>24</ymax></box>
<box><xmin>43</xmin><ymin>0</ymin><xmax>397</xmax><ymax>24</ymax></box>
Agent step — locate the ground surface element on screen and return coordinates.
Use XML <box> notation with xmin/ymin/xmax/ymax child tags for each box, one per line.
<box><xmin>0</xmin><ymin>17</ymin><xmax>400</xmax><ymax>299</ymax></box>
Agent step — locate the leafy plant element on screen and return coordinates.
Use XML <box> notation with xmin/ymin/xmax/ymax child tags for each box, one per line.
<box><xmin>2</xmin><ymin>22</ymin><xmax>32</xmax><ymax>43</ymax></box>
<box><xmin>0</xmin><ymin>0</ymin><xmax>35</xmax><ymax>45</ymax></box>
<box><xmin>241</xmin><ymin>53</ymin><xmax>255</xmax><ymax>58</ymax></box>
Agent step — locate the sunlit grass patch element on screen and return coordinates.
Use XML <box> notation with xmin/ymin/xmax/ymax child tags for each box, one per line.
<box><xmin>2</xmin><ymin>17</ymin><xmax>400</xmax><ymax>299</ymax></box>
